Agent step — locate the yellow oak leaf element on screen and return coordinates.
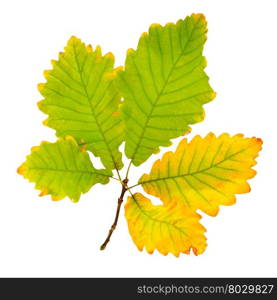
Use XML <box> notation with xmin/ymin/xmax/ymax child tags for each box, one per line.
<box><xmin>139</xmin><ymin>133</ymin><xmax>262</xmax><ymax>216</ymax></box>
<box><xmin>125</xmin><ymin>193</ymin><xmax>206</xmax><ymax>257</ymax></box>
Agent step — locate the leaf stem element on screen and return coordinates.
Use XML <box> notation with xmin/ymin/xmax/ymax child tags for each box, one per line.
<box><xmin>127</xmin><ymin>183</ymin><xmax>140</xmax><ymax>189</ymax></box>
<box><xmin>125</xmin><ymin>161</ymin><xmax>132</xmax><ymax>180</ymax></box>
<box><xmin>115</xmin><ymin>168</ymin><xmax>123</xmax><ymax>183</ymax></box>
<box><xmin>110</xmin><ymin>176</ymin><xmax>121</xmax><ymax>182</ymax></box>
<box><xmin>100</xmin><ymin>178</ymin><xmax>129</xmax><ymax>250</ymax></box>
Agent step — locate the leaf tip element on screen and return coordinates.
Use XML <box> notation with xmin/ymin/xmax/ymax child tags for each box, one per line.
<box><xmin>51</xmin><ymin>59</ymin><xmax>57</xmax><ymax>67</ymax></box>
<box><xmin>68</xmin><ymin>35</ymin><xmax>80</xmax><ymax>44</ymax></box>
<box><xmin>249</xmin><ymin>137</ymin><xmax>263</xmax><ymax>155</ymax></box>
<box><xmin>39</xmin><ymin>188</ymin><xmax>49</xmax><ymax>197</ymax></box>
<box><xmin>200</xmin><ymin>110</ymin><xmax>206</xmax><ymax>122</ymax></box>
<box><xmin>165</xmin><ymin>22</ymin><xmax>175</xmax><ymax>27</ymax></box>
<box><xmin>37</xmin><ymin>100</ymin><xmax>43</xmax><ymax>110</ymax></box>
<box><xmin>31</xmin><ymin>146</ymin><xmax>40</xmax><ymax>152</ymax></box>
<box><xmin>37</xmin><ymin>83</ymin><xmax>45</xmax><ymax>93</ymax></box>
<box><xmin>40</xmin><ymin>141</ymin><xmax>50</xmax><ymax>146</ymax></box>
<box><xmin>86</xmin><ymin>44</ymin><xmax>93</xmax><ymax>52</ymax></box>
<box><xmin>146</xmin><ymin>248</ymin><xmax>154</xmax><ymax>255</ymax></box>
<box><xmin>51</xmin><ymin>195</ymin><xmax>63</xmax><ymax>201</ymax></box>
<box><xmin>17</xmin><ymin>164</ymin><xmax>26</xmax><ymax>176</ymax></box>
<box><xmin>71</xmin><ymin>197</ymin><xmax>80</xmax><ymax>203</ymax></box>
<box><xmin>181</xmin><ymin>128</ymin><xmax>192</xmax><ymax>137</ymax></box>
<box><xmin>42</xmin><ymin>118</ymin><xmax>49</xmax><ymax>127</ymax></box>
<box><xmin>43</xmin><ymin>70</ymin><xmax>51</xmax><ymax>80</ymax></box>
<box><xmin>127</xmin><ymin>48</ymin><xmax>135</xmax><ymax>56</ymax></box>
<box><xmin>150</xmin><ymin>23</ymin><xmax>161</xmax><ymax>30</ymax></box>
<box><xmin>153</xmin><ymin>147</ymin><xmax>160</xmax><ymax>154</ymax></box>
<box><xmin>191</xmin><ymin>13</ymin><xmax>207</xmax><ymax>25</ymax></box>
<box><xmin>208</xmin><ymin>207</ymin><xmax>220</xmax><ymax>217</ymax></box>
<box><xmin>140</xmin><ymin>31</ymin><xmax>148</xmax><ymax>39</ymax></box>
<box><xmin>95</xmin><ymin>45</ymin><xmax>102</xmax><ymax>56</ymax></box>
<box><xmin>58</xmin><ymin>51</ymin><xmax>65</xmax><ymax>59</ymax></box>
<box><xmin>192</xmin><ymin>247</ymin><xmax>199</xmax><ymax>256</ymax></box>
<box><xmin>255</xmin><ymin>137</ymin><xmax>263</xmax><ymax>146</ymax></box>
<box><xmin>105</xmin><ymin>52</ymin><xmax>114</xmax><ymax>60</ymax></box>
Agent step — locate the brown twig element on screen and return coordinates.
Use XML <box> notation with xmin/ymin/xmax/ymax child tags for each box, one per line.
<box><xmin>100</xmin><ymin>178</ymin><xmax>129</xmax><ymax>250</ymax></box>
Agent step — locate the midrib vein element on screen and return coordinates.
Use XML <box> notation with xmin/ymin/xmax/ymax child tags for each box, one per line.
<box><xmin>130</xmin><ymin>19</ymin><xmax>202</xmax><ymax>163</ymax></box>
<box><xmin>131</xmin><ymin>193</ymin><xmax>189</xmax><ymax>236</ymax></box>
<box><xmin>29</xmin><ymin>167</ymin><xmax>108</xmax><ymax>176</ymax></box>
<box><xmin>140</xmin><ymin>148</ymin><xmax>247</xmax><ymax>185</ymax></box>
<box><xmin>72</xmin><ymin>43</ymin><xmax>117</xmax><ymax>169</ymax></box>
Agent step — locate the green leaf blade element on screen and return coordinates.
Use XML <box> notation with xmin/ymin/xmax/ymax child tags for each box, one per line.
<box><xmin>117</xmin><ymin>14</ymin><xmax>215</xmax><ymax>166</ymax></box>
<box><xmin>17</xmin><ymin>137</ymin><xmax>112</xmax><ymax>202</ymax></box>
<box><xmin>38</xmin><ymin>36</ymin><xmax>124</xmax><ymax>171</ymax></box>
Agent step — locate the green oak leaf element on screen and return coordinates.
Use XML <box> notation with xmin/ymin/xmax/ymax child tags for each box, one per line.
<box><xmin>38</xmin><ymin>36</ymin><xmax>124</xmax><ymax>171</ymax></box>
<box><xmin>117</xmin><ymin>13</ymin><xmax>216</xmax><ymax>166</ymax></box>
<box><xmin>17</xmin><ymin>137</ymin><xmax>112</xmax><ymax>202</ymax></box>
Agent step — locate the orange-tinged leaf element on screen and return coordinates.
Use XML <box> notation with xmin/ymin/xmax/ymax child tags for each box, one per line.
<box><xmin>125</xmin><ymin>193</ymin><xmax>207</xmax><ymax>257</ymax></box>
<box><xmin>139</xmin><ymin>133</ymin><xmax>262</xmax><ymax>216</ymax></box>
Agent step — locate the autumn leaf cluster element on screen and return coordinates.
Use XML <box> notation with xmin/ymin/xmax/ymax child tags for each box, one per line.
<box><xmin>18</xmin><ymin>14</ymin><xmax>262</xmax><ymax>256</ymax></box>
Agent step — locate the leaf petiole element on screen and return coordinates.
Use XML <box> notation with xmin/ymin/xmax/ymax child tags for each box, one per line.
<box><xmin>110</xmin><ymin>176</ymin><xmax>121</xmax><ymax>182</ymax></box>
<box><xmin>125</xmin><ymin>161</ymin><xmax>132</xmax><ymax>180</ymax></box>
<box><xmin>100</xmin><ymin>178</ymin><xmax>129</xmax><ymax>250</ymax></box>
<box><xmin>127</xmin><ymin>183</ymin><xmax>140</xmax><ymax>189</ymax></box>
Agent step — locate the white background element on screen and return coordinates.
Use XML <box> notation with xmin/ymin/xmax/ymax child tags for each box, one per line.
<box><xmin>0</xmin><ymin>0</ymin><xmax>276</xmax><ymax>277</ymax></box>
